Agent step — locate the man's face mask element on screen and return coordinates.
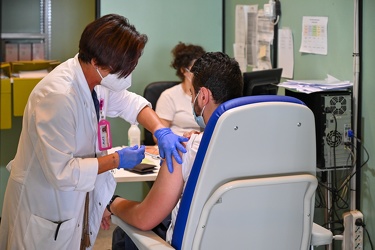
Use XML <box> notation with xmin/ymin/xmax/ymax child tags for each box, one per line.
<box><xmin>192</xmin><ymin>90</ymin><xmax>206</xmax><ymax>128</ymax></box>
<box><xmin>96</xmin><ymin>68</ymin><xmax>131</xmax><ymax>92</ymax></box>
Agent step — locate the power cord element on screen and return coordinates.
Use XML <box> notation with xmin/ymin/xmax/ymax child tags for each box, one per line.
<box><xmin>355</xmin><ymin>218</ymin><xmax>374</xmax><ymax>250</ymax></box>
<box><xmin>338</xmin><ymin>133</ymin><xmax>370</xmax><ymax>192</ymax></box>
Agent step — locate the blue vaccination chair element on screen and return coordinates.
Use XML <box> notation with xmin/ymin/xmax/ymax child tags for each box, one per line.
<box><xmin>112</xmin><ymin>95</ymin><xmax>332</xmax><ymax>249</ymax></box>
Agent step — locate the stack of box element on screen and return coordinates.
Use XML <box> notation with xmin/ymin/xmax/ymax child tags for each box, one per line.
<box><xmin>4</xmin><ymin>42</ymin><xmax>45</xmax><ymax>62</ymax></box>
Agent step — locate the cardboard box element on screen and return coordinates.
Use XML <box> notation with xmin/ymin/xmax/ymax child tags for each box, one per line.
<box><xmin>5</xmin><ymin>43</ymin><xmax>18</xmax><ymax>62</ymax></box>
<box><xmin>32</xmin><ymin>43</ymin><xmax>45</xmax><ymax>60</ymax></box>
<box><xmin>19</xmin><ymin>43</ymin><xmax>32</xmax><ymax>61</ymax></box>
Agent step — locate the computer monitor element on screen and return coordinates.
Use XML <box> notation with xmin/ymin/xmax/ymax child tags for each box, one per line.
<box><xmin>243</xmin><ymin>68</ymin><xmax>283</xmax><ymax>96</ymax></box>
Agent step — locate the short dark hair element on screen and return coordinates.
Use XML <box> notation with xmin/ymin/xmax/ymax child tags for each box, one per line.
<box><xmin>191</xmin><ymin>52</ymin><xmax>243</xmax><ymax>104</ymax></box>
<box><xmin>171</xmin><ymin>42</ymin><xmax>205</xmax><ymax>80</ymax></box>
<box><xmin>78</xmin><ymin>14</ymin><xmax>148</xmax><ymax>78</ymax></box>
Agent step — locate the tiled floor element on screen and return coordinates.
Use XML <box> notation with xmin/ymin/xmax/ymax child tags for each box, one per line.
<box><xmin>93</xmin><ymin>222</ymin><xmax>116</xmax><ymax>250</ymax></box>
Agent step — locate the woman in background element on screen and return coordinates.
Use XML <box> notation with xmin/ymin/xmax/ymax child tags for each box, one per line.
<box><xmin>155</xmin><ymin>42</ymin><xmax>206</xmax><ymax>136</ymax></box>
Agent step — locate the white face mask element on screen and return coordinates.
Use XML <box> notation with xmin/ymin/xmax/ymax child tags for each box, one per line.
<box><xmin>96</xmin><ymin>68</ymin><xmax>131</xmax><ymax>92</ymax></box>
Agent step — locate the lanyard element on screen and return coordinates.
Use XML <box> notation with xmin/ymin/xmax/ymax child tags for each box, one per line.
<box><xmin>97</xmin><ymin>98</ymin><xmax>112</xmax><ymax>151</ymax></box>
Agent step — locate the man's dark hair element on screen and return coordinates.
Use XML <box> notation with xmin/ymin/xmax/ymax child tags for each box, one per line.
<box><xmin>78</xmin><ymin>14</ymin><xmax>148</xmax><ymax>78</ymax></box>
<box><xmin>191</xmin><ymin>52</ymin><xmax>243</xmax><ymax>104</ymax></box>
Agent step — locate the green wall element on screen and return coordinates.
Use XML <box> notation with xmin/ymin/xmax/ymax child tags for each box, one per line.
<box><xmin>50</xmin><ymin>0</ymin><xmax>96</xmax><ymax>62</ymax></box>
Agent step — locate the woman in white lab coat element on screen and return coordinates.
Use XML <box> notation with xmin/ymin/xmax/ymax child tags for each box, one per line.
<box><xmin>0</xmin><ymin>14</ymin><xmax>187</xmax><ymax>250</ymax></box>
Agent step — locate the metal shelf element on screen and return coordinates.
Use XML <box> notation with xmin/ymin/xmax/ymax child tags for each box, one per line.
<box><xmin>1</xmin><ymin>0</ymin><xmax>51</xmax><ymax>59</ymax></box>
<box><xmin>1</xmin><ymin>33</ymin><xmax>46</xmax><ymax>40</ymax></box>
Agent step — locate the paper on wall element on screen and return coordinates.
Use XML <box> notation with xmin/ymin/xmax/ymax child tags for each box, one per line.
<box><xmin>299</xmin><ymin>16</ymin><xmax>328</xmax><ymax>55</ymax></box>
<box><xmin>278</xmin><ymin>27</ymin><xmax>294</xmax><ymax>79</ymax></box>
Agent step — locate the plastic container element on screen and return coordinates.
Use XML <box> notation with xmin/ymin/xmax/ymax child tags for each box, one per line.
<box><xmin>128</xmin><ymin>124</ymin><xmax>141</xmax><ymax>146</ymax></box>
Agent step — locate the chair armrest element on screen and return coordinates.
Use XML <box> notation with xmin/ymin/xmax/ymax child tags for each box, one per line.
<box><xmin>111</xmin><ymin>215</ymin><xmax>175</xmax><ymax>250</ymax></box>
<box><xmin>311</xmin><ymin>223</ymin><xmax>333</xmax><ymax>246</ymax></box>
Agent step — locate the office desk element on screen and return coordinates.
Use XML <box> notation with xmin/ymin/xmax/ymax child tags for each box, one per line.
<box><xmin>108</xmin><ymin>146</ymin><xmax>160</xmax><ymax>183</ymax></box>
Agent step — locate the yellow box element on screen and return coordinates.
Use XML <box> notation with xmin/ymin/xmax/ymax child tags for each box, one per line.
<box><xmin>11</xmin><ymin>60</ymin><xmax>59</xmax><ymax>74</ymax></box>
<box><xmin>1</xmin><ymin>62</ymin><xmax>11</xmax><ymax>78</ymax></box>
<box><xmin>1</xmin><ymin>78</ymin><xmax>12</xmax><ymax>129</ymax></box>
<box><xmin>13</xmin><ymin>78</ymin><xmax>41</xmax><ymax>116</ymax></box>
<box><xmin>1</xmin><ymin>63</ymin><xmax>12</xmax><ymax>129</ymax></box>
<box><xmin>10</xmin><ymin>60</ymin><xmax>60</xmax><ymax>116</ymax></box>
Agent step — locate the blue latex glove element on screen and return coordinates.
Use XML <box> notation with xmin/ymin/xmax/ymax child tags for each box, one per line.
<box><xmin>154</xmin><ymin>128</ymin><xmax>188</xmax><ymax>173</ymax></box>
<box><xmin>116</xmin><ymin>145</ymin><xmax>145</xmax><ymax>169</ymax></box>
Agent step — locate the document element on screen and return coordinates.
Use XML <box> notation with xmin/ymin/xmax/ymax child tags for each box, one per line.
<box><xmin>233</xmin><ymin>43</ymin><xmax>247</xmax><ymax>72</ymax></box>
<box><xmin>299</xmin><ymin>16</ymin><xmax>328</xmax><ymax>55</ymax></box>
<box><xmin>278</xmin><ymin>75</ymin><xmax>353</xmax><ymax>94</ymax></box>
<box><xmin>277</xmin><ymin>27</ymin><xmax>294</xmax><ymax>79</ymax></box>
<box><xmin>234</xmin><ymin>4</ymin><xmax>258</xmax><ymax>68</ymax></box>
<box><xmin>254</xmin><ymin>10</ymin><xmax>274</xmax><ymax>70</ymax></box>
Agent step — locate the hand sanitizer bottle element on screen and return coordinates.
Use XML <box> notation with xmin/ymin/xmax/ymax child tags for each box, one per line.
<box><xmin>128</xmin><ymin>124</ymin><xmax>141</xmax><ymax>146</ymax></box>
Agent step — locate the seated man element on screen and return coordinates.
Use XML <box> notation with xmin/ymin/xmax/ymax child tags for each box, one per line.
<box><xmin>102</xmin><ymin>52</ymin><xmax>244</xmax><ymax>248</ymax></box>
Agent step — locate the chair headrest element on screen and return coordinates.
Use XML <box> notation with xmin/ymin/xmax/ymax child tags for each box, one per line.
<box><xmin>207</xmin><ymin>95</ymin><xmax>305</xmax><ymax>134</ymax></box>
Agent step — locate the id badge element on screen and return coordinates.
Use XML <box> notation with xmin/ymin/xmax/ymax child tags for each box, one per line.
<box><xmin>98</xmin><ymin>119</ymin><xmax>112</xmax><ymax>151</ymax></box>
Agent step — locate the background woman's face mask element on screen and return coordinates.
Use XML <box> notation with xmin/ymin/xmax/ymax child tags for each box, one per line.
<box><xmin>96</xmin><ymin>68</ymin><xmax>131</xmax><ymax>92</ymax></box>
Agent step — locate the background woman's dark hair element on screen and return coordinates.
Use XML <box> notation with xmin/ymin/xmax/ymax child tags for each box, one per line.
<box><xmin>78</xmin><ymin>14</ymin><xmax>148</xmax><ymax>78</ymax></box>
<box><xmin>191</xmin><ymin>52</ymin><xmax>244</xmax><ymax>104</ymax></box>
<box><xmin>171</xmin><ymin>42</ymin><xmax>205</xmax><ymax>80</ymax></box>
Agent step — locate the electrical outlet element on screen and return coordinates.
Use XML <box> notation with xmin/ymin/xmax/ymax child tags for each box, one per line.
<box><xmin>342</xmin><ymin>210</ymin><xmax>364</xmax><ymax>250</ymax></box>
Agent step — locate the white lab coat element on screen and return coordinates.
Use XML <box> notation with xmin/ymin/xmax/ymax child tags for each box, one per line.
<box><xmin>0</xmin><ymin>54</ymin><xmax>150</xmax><ymax>250</ymax></box>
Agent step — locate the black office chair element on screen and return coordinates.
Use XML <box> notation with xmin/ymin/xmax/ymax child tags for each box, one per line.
<box><xmin>143</xmin><ymin>81</ymin><xmax>179</xmax><ymax>145</ymax></box>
